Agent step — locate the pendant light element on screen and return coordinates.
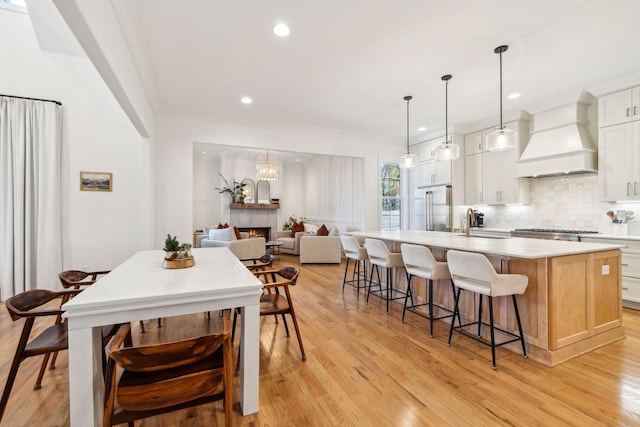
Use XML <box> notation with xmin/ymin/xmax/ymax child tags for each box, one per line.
<box><xmin>399</xmin><ymin>95</ymin><xmax>418</xmax><ymax>169</ymax></box>
<box><xmin>485</xmin><ymin>45</ymin><xmax>516</xmax><ymax>152</ymax></box>
<box><xmin>435</xmin><ymin>74</ymin><xmax>460</xmax><ymax>161</ymax></box>
<box><xmin>256</xmin><ymin>150</ymin><xmax>279</xmax><ymax>181</ymax></box>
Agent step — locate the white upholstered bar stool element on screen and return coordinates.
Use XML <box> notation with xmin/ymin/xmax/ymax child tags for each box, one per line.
<box><xmin>365</xmin><ymin>238</ymin><xmax>406</xmax><ymax>313</ymax></box>
<box><xmin>340</xmin><ymin>235</ymin><xmax>368</xmax><ymax>297</ymax></box>
<box><xmin>400</xmin><ymin>243</ymin><xmax>457</xmax><ymax>337</ymax></box>
<box><xmin>446</xmin><ymin>250</ymin><xmax>528</xmax><ymax>369</ymax></box>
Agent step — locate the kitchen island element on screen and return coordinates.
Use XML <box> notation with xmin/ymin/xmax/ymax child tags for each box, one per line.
<box><xmin>349</xmin><ymin>230</ymin><xmax>625</xmax><ymax>366</ymax></box>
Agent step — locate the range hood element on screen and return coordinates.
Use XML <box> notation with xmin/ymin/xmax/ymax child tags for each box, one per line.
<box><xmin>517</xmin><ymin>100</ymin><xmax>597</xmax><ymax>178</ymax></box>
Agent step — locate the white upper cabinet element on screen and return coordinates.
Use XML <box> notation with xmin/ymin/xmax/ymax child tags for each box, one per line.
<box><xmin>417</xmin><ymin>135</ymin><xmax>462</xmax><ymax>187</ymax></box>
<box><xmin>599</xmin><ymin>87</ymin><xmax>640</xmax><ymax>201</ymax></box>
<box><xmin>464</xmin><ymin>120</ymin><xmax>529</xmax><ymax>205</ymax></box>
<box><xmin>464</xmin><ymin>130</ymin><xmax>484</xmax><ymax>156</ymax></box>
<box><xmin>598</xmin><ymin>87</ymin><xmax>640</xmax><ymax>128</ymax></box>
<box><xmin>599</xmin><ymin>121</ymin><xmax>640</xmax><ymax>201</ymax></box>
<box><xmin>464</xmin><ymin>131</ymin><xmax>484</xmax><ymax>205</ymax></box>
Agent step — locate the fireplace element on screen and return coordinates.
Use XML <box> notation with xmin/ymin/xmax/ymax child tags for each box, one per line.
<box><xmin>238</xmin><ymin>227</ymin><xmax>271</xmax><ymax>242</ymax></box>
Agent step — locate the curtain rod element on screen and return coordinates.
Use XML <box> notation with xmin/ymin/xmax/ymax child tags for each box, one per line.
<box><xmin>0</xmin><ymin>94</ymin><xmax>62</xmax><ymax>106</ymax></box>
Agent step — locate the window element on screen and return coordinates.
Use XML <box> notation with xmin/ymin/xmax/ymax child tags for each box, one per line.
<box><xmin>381</xmin><ymin>162</ymin><xmax>400</xmax><ymax>231</ymax></box>
<box><xmin>0</xmin><ymin>0</ymin><xmax>27</xmax><ymax>13</ymax></box>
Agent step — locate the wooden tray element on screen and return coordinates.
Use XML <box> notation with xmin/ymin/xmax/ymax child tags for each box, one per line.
<box><xmin>163</xmin><ymin>256</ymin><xmax>195</xmax><ymax>269</ymax></box>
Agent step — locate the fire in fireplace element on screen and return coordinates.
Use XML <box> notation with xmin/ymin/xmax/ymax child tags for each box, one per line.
<box><xmin>237</xmin><ymin>227</ymin><xmax>271</xmax><ymax>242</ymax></box>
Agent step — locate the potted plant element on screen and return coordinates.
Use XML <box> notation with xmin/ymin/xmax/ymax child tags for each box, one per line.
<box><xmin>283</xmin><ymin>215</ymin><xmax>306</xmax><ymax>231</ymax></box>
<box><xmin>215</xmin><ymin>173</ymin><xmax>247</xmax><ymax>203</ymax></box>
<box><xmin>178</xmin><ymin>243</ymin><xmax>192</xmax><ymax>259</ymax></box>
<box><xmin>163</xmin><ymin>234</ymin><xmax>181</xmax><ymax>260</ymax></box>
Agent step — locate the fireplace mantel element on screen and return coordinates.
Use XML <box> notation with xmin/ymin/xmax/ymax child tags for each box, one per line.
<box><xmin>230</xmin><ymin>203</ymin><xmax>279</xmax><ymax>210</ymax></box>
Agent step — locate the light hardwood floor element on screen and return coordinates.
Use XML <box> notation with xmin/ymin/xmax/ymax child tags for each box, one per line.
<box><xmin>1</xmin><ymin>255</ymin><xmax>640</xmax><ymax>426</ymax></box>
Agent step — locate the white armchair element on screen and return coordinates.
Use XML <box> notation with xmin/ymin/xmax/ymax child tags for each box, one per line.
<box><xmin>275</xmin><ymin>231</ymin><xmax>308</xmax><ymax>255</ymax></box>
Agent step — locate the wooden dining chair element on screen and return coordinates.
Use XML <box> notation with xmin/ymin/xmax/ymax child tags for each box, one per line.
<box><xmin>242</xmin><ymin>254</ymin><xmax>275</xmax><ymax>272</ymax></box>
<box><xmin>59</xmin><ymin>269</ymin><xmax>149</xmax><ymax>331</ymax></box>
<box><xmin>0</xmin><ymin>289</ymin><xmax>82</xmax><ymax>423</ymax></box>
<box><xmin>233</xmin><ymin>267</ymin><xmax>305</xmax><ymax>372</ymax></box>
<box><xmin>102</xmin><ymin>312</ymin><xmax>233</xmax><ymax>427</ymax></box>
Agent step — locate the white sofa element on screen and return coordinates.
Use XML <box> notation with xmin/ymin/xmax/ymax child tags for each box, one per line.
<box><xmin>299</xmin><ymin>235</ymin><xmax>342</xmax><ymax>264</ymax></box>
<box><xmin>199</xmin><ymin>227</ymin><xmax>266</xmax><ymax>260</ymax></box>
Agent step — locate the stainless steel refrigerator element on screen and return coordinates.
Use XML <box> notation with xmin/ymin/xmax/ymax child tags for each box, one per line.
<box><xmin>414</xmin><ymin>185</ymin><xmax>452</xmax><ymax>231</ymax></box>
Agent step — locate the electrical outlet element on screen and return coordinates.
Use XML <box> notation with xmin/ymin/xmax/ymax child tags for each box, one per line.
<box><xmin>602</xmin><ymin>265</ymin><xmax>610</xmax><ymax>275</ymax></box>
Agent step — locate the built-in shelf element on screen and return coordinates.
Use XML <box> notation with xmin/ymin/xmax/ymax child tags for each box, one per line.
<box><xmin>230</xmin><ymin>203</ymin><xmax>279</xmax><ymax>210</ymax></box>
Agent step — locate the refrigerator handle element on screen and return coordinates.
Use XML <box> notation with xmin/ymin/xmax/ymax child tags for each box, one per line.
<box><xmin>446</xmin><ymin>186</ymin><xmax>453</xmax><ymax>231</ymax></box>
<box><xmin>425</xmin><ymin>191</ymin><xmax>434</xmax><ymax>231</ymax></box>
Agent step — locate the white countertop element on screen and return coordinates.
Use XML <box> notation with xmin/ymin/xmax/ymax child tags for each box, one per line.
<box><xmin>348</xmin><ymin>230</ymin><xmax>624</xmax><ymax>259</ymax></box>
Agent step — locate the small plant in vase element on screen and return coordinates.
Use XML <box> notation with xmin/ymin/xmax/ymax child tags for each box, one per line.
<box><xmin>163</xmin><ymin>234</ymin><xmax>195</xmax><ymax>268</ymax></box>
<box><xmin>163</xmin><ymin>234</ymin><xmax>181</xmax><ymax>260</ymax></box>
<box><xmin>178</xmin><ymin>243</ymin><xmax>192</xmax><ymax>259</ymax></box>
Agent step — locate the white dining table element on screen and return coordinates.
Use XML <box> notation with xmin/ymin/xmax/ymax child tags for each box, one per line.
<box><xmin>62</xmin><ymin>248</ymin><xmax>263</xmax><ymax>427</ymax></box>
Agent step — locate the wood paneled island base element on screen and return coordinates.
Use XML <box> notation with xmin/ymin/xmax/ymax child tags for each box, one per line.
<box><xmin>348</xmin><ymin>231</ymin><xmax>625</xmax><ymax>367</ymax></box>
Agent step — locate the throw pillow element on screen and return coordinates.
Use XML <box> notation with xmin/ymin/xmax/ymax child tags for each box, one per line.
<box><xmin>291</xmin><ymin>221</ymin><xmax>305</xmax><ymax>237</ymax></box>
<box><xmin>316</xmin><ymin>224</ymin><xmax>329</xmax><ymax>236</ymax></box>
<box><xmin>329</xmin><ymin>226</ymin><xmax>340</xmax><ymax>236</ymax></box>
<box><xmin>233</xmin><ymin>226</ymin><xmax>242</xmax><ymax>240</ymax></box>
<box><xmin>208</xmin><ymin>227</ymin><xmax>237</xmax><ymax>241</ymax></box>
<box><xmin>217</xmin><ymin>223</ymin><xmax>230</xmax><ymax>229</ymax></box>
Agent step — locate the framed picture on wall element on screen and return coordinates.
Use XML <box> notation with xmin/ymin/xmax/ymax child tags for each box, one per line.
<box><xmin>80</xmin><ymin>171</ymin><xmax>112</xmax><ymax>192</ymax></box>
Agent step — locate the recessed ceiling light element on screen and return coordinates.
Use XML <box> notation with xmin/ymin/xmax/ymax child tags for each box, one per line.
<box><xmin>508</xmin><ymin>92</ymin><xmax>520</xmax><ymax>100</ymax></box>
<box><xmin>417</xmin><ymin>127</ymin><xmax>426</xmax><ymax>132</ymax></box>
<box><xmin>241</xmin><ymin>97</ymin><xmax>253</xmax><ymax>104</ymax></box>
<box><xmin>273</xmin><ymin>23</ymin><xmax>290</xmax><ymax>37</ymax></box>
<box><xmin>201</xmin><ymin>150</ymin><xmax>207</xmax><ymax>154</ymax></box>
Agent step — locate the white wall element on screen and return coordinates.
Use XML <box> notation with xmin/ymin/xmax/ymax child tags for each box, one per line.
<box><xmin>0</xmin><ymin>9</ymin><xmax>150</xmax><ymax>275</ymax></box>
<box><xmin>155</xmin><ymin>115</ymin><xmax>399</xmax><ymax>248</ymax></box>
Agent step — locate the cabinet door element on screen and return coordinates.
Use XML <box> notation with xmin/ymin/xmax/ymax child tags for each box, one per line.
<box><xmin>464</xmin><ymin>130</ymin><xmax>484</xmax><ymax>156</ymax></box>
<box><xmin>434</xmin><ymin>158</ymin><xmax>451</xmax><ymax>185</ymax></box>
<box><xmin>482</xmin><ymin>150</ymin><xmax>501</xmax><ymax>204</ymax></box>
<box><xmin>419</xmin><ymin>141</ymin><xmax>437</xmax><ymax>162</ymax></box>
<box><xmin>418</xmin><ymin>161</ymin><xmax>434</xmax><ymax>187</ymax></box>
<box><xmin>465</xmin><ymin>153</ymin><xmax>483</xmax><ymax>205</ymax></box>
<box><xmin>499</xmin><ymin>146</ymin><xmax>519</xmax><ymax>204</ymax></box>
<box><xmin>622</xmin><ymin>276</ymin><xmax>640</xmax><ymax>304</ymax></box>
<box><xmin>599</xmin><ymin>122</ymin><xmax>636</xmax><ymax>201</ymax></box>
<box><xmin>599</xmin><ymin>89</ymin><xmax>634</xmax><ymax>128</ymax></box>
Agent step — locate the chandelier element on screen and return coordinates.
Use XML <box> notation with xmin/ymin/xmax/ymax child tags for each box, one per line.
<box><xmin>256</xmin><ymin>150</ymin><xmax>279</xmax><ymax>181</ymax></box>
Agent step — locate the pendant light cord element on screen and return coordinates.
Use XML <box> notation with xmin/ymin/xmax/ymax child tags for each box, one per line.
<box><xmin>494</xmin><ymin>45</ymin><xmax>508</xmax><ymax>130</ymax></box>
<box><xmin>499</xmin><ymin>49</ymin><xmax>503</xmax><ymax>129</ymax></box>
<box><xmin>404</xmin><ymin>95</ymin><xmax>412</xmax><ymax>154</ymax></box>
<box><xmin>445</xmin><ymin>78</ymin><xmax>449</xmax><ymax>145</ymax></box>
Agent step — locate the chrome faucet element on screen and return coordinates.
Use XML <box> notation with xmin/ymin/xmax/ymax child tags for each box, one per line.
<box><xmin>465</xmin><ymin>208</ymin><xmax>476</xmax><ymax>238</ymax></box>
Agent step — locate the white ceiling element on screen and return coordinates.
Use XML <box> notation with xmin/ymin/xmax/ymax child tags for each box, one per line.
<box><xmin>109</xmin><ymin>0</ymin><xmax>640</xmax><ymax>144</ymax></box>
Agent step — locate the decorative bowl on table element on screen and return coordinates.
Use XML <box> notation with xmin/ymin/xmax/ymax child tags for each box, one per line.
<box><xmin>163</xmin><ymin>234</ymin><xmax>195</xmax><ymax>269</ymax></box>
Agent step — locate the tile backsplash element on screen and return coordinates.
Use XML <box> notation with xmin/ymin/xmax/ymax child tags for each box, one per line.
<box><xmin>478</xmin><ymin>174</ymin><xmax>640</xmax><ymax>234</ymax></box>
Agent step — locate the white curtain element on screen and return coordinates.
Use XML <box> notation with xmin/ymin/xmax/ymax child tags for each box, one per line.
<box><xmin>0</xmin><ymin>97</ymin><xmax>62</xmax><ymax>300</ymax></box>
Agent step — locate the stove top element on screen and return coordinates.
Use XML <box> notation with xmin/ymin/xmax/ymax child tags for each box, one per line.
<box><xmin>510</xmin><ymin>228</ymin><xmax>599</xmax><ymax>241</ymax></box>
<box><xmin>513</xmin><ymin>228</ymin><xmax>599</xmax><ymax>234</ymax></box>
